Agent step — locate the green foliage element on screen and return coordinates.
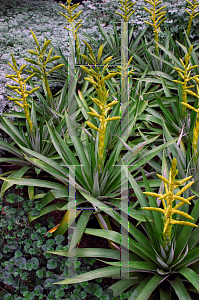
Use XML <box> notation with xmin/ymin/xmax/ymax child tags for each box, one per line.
<box><xmin>1</xmin><ymin>1</ymin><xmax>199</xmax><ymax>300</ymax></box>
<box><xmin>0</xmin><ymin>193</ymin><xmax>131</xmax><ymax>299</ymax></box>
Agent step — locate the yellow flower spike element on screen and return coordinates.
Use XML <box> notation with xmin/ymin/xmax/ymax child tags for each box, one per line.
<box><xmin>115</xmin><ymin>0</ymin><xmax>136</xmax><ymax>22</ymax></box>
<box><xmin>186</xmin><ymin>0</ymin><xmax>199</xmax><ymax>36</ymax></box>
<box><xmin>83</xmin><ymin>41</ymin><xmax>95</xmax><ymax>61</ymax></box>
<box><xmin>173</xmin><ymin>45</ymin><xmax>198</xmax><ymax>114</ymax></box>
<box><xmin>159</xmin><ymin>191</ymin><xmax>172</xmax><ymax>200</ymax></box>
<box><xmin>181</xmin><ymin>81</ymin><xmax>199</xmax><ymax>162</ymax></box>
<box><xmin>7</xmin><ymin>62</ymin><xmax>16</xmax><ymax>72</ymax></box>
<box><xmin>30</xmin><ymin>29</ymin><xmax>40</xmax><ymax>49</ymax></box>
<box><xmin>59</xmin><ymin>0</ymin><xmax>82</xmax><ymax>36</ymax></box>
<box><xmin>24</xmin><ymin>30</ymin><xmax>64</xmax><ymax>106</ymax></box>
<box><xmin>5</xmin><ymin>53</ymin><xmax>41</xmax><ymax>132</ymax></box>
<box><xmin>186</xmin><ymin>89</ymin><xmax>199</xmax><ymax>98</ymax></box>
<box><xmin>90</xmin><ymin>99</ymin><xmax>102</xmax><ymax>108</ymax></box>
<box><xmin>101</xmin><ymin>56</ymin><xmax>113</xmax><ymax>66</ymax></box>
<box><xmin>179</xmin><ymin>58</ymin><xmax>185</xmax><ymax>68</ymax></box>
<box><xmin>144</xmin><ymin>0</ymin><xmax>167</xmax><ymax>54</ymax></box>
<box><xmin>80</xmin><ymin>66</ymin><xmax>96</xmax><ymax>76</ymax></box>
<box><xmin>104</xmin><ymin>73</ymin><xmax>118</xmax><ymax>81</ymax></box>
<box><xmin>81</xmin><ymin>42</ymin><xmax>119</xmax><ymax>172</ymax></box>
<box><xmin>187</xmin><ymin>195</ymin><xmax>196</xmax><ymax>201</ymax></box>
<box><xmin>193</xmin><ymin>117</ymin><xmax>199</xmax><ymax>162</ymax></box>
<box><xmin>104</xmin><ymin>107</ymin><xmax>111</xmax><ymax>116</ymax></box>
<box><xmin>143</xmin><ymin>192</ymin><xmax>161</xmax><ymax>197</ymax></box>
<box><xmin>87</xmin><ymin>112</ymin><xmax>100</xmax><ymax>118</ymax></box>
<box><xmin>84</xmin><ymin>77</ymin><xmax>98</xmax><ymax>86</ymax></box>
<box><xmin>97</xmin><ymin>44</ymin><xmax>104</xmax><ymax>64</ymax></box>
<box><xmin>142</xmin><ymin>158</ymin><xmax>197</xmax><ymax>247</ymax></box>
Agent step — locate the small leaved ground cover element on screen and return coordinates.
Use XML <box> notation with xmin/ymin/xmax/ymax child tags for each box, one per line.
<box><xmin>0</xmin><ymin>187</ymin><xmax>132</xmax><ymax>300</ymax></box>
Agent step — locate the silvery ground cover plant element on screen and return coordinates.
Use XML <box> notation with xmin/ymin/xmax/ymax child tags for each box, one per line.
<box><xmin>1</xmin><ymin>0</ymin><xmax>199</xmax><ymax>299</ymax></box>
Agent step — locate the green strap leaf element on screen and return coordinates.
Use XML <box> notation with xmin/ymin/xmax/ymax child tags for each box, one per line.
<box><xmin>0</xmin><ymin>166</ymin><xmax>29</xmax><ymax>198</ymax></box>
<box><xmin>68</xmin><ymin>210</ymin><xmax>93</xmax><ymax>251</ymax></box>
<box><xmin>0</xmin><ymin>177</ymin><xmax>67</xmax><ymax>191</ymax></box>
<box><xmin>130</xmin><ymin>274</ymin><xmax>166</xmax><ymax>300</ymax></box>
<box><xmin>80</xmin><ymin>191</ymin><xmax>155</xmax><ymax>260</ymax></box>
<box><xmin>178</xmin><ymin>267</ymin><xmax>199</xmax><ymax>292</ymax></box>
<box><xmin>53</xmin><ymin>266</ymin><xmax>126</xmax><ymax>285</ymax></box>
<box><xmin>28</xmin><ymin>202</ymin><xmax>66</xmax><ymax>223</ymax></box>
<box><xmin>65</xmin><ymin>112</ymin><xmax>91</xmax><ymax>174</ymax></box>
<box><xmin>108</xmin><ymin>273</ymin><xmax>146</xmax><ymax>297</ymax></box>
<box><xmin>169</xmin><ymin>275</ymin><xmax>192</xmax><ymax>300</ymax></box>
<box><xmin>97</xmin><ymin>259</ymin><xmax>157</xmax><ymax>271</ymax></box>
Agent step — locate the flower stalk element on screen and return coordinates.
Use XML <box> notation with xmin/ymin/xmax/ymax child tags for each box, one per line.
<box><xmin>59</xmin><ymin>0</ymin><xmax>82</xmax><ymax>59</ymax></box>
<box><xmin>181</xmin><ymin>85</ymin><xmax>199</xmax><ymax>163</ymax></box>
<box><xmin>186</xmin><ymin>0</ymin><xmax>199</xmax><ymax>37</ymax></box>
<box><xmin>24</xmin><ymin>30</ymin><xmax>64</xmax><ymax>108</ymax></box>
<box><xmin>144</xmin><ymin>0</ymin><xmax>167</xmax><ymax>54</ymax></box>
<box><xmin>142</xmin><ymin>158</ymin><xmax>197</xmax><ymax>248</ymax></box>
<box><xmin>115</xmin><ymin>0</ymin><xmax>136</xmax><ymax>22</ymax></box>
<box><xmin>80</xmin><ymin>42</ymin><xmax>120</xmax><ymax>172</ymax></box>
<box><xmin>173</xmin><ymin>45</ymin><xmax>199</xmax><ymax>114</ymax></box>
<box><xmin>5</xmin><ymin>53</ymin><xmax>40</xmax><ymax>132</ymax></box>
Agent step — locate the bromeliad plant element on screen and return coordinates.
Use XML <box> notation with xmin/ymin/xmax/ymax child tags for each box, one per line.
<box><xmin>0</xmin><ymin>41</ymin><xmax>173</xmax><ymax>248</ymax></box>
<box><xmin>46</xmin><ymin>159</ymin><xmax>199</xmax><ymax>300</ymax></box>
<box><xmin>0</xmin><ymin>37</ymin><xmax>66</xmax><ymax>195</ymax></box>
<box><xmin>1</xmin><ymin>0</ymin><xmax>199</xmax><ymax>299</ymax></box>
